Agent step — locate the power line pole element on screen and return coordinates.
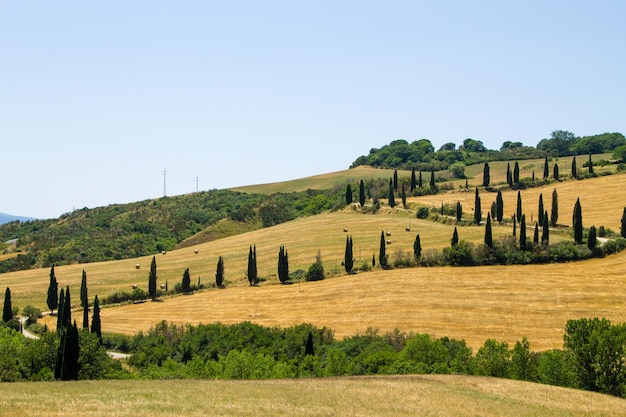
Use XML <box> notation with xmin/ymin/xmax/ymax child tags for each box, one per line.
<box><xmin>163</xmin><ymin>169</ymin><xmax>167</xmax><ymax>197</ymax></box>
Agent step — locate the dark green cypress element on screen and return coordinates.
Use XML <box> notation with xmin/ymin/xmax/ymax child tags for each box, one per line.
<box><xmin>345</xmin><ymin>184</ymin><xmax>353</xmax><ymax>205</ymax></box>
<box><xmin>344</xmin><ymin>237</ymin><xmax>354</xmax><ymax>274</ymax></box>
<box><xmin>91</xmin><ymin>295</ymin><xmax>102</xmax><ymax>344</ymax></box>
<box><xmin>588</xmin><ymin>225</ymin><xmax>597</xmax><ymax>251</ymax></box>
<box><xmin>551</xmin><ymin>188</ymin><xmax>559</xmax><ymax>227</ymax></box>
<box><xmin>490</xmin><ymin>201</ymin><xmax>496</xmax><ymax>220</ymax></box>
<box><xmin>401</xmin><ymin>184</ymin><xmax>407</xmax><ymax>208</ymax></box>
<box><xmin>621</xmin><ymin>207</ymin><xmax>626</xmax><ymax>238</ymax></box>
<box><xmin>60</xmin><ymin>321</ymin><xmax>80</xmax><ymax>381</ymax></box>
<box><xmin>542</xmin><ymin>211</ymin><xmax>550</xmax><ymax>245</ymax></box>
<box><xmin>2</xmin><ymin>287</ymin><xmax>12</xmax><ymax>323</ymax></box>
<box><xmin>506</xmin><ymin>163</ymin><xmax>512</xmax><ymax>186</ymax></box>
<box><xmin>483</xmin><ymin>162</ymin><xmax>490</xmax><ymax>187</ymax></box>
<box><xmin>388</xmin><ymin>179</ymin><xmax>396</xmax><ymax>208</ymax></box>
<box><xmin>588</xmin><ymin>153</ymin><xmax>594</xmax><ymax>174</ymax></box>
<box><xmin>571</xmin><ymin>156</ymin><xmax>577</xmax><ymax>179</ymax></box>
<box><xmin>496</xmin><ymin>190</ymin><xmax>504</xmax><ymax>223</ymax></box>
<box><xmin>379</xmin><ymin>231</ymin><xmax>387</xmax><ymax>269</ymax></box>
<box><xmin>82</xmin><ymin>299</ymin><xmax>89</xmax><ymax>329</ymax></box>
<box><xmin>359</xmin><ymin>180</ymin><xmax>366</xmax><ymax>207</ymax></box>
<box><xmin>538</xmin><ymin>193</ymin><xmax>544</xmax><ymax>227</ymax></box>
<box><xmin>181</xmin><ymin>268</ymin><xmax>191</xmax><ymax>293</ymax></box>
<box><xmin>418</xmin><ymin>171</ymin><xmax>423</xmax><ymax>188</ymax></box>
<box><xmin>543</xmin><ymin>155</ymin><xmax>549</xmax><ymax>179</ymax></box>
<box><xmin>413</xmin><ymin>234</ymin><xmax>422</xmax><ymax>261</ymax></box>
<box><xmin>451</xmin><ymin>227</ymin><xmax>459</xmax><ymax>246</ymax></box>
<box><xmin>429</xmin><ymin>171</ymin><xmax>436</xmax><ymax>191</ymax></box>
<box><xmin>553</xmin><ymin>163</ymin><xmax>559</xmax><ymax>180</ymax></box>
<box><xmin>305</xmin><ymin>331</ymin><xmax>315</xmax><ymax>356</ymax></box>
<box><xmin>513</xmin><ymin>161</ymin><xmax>520</xmax><ymax>184</ymax></box>
<box><xmin>410</xmin><ymin>168</ymin><xmax>417</xmax><ymax>191</ymax></box>
<box><xmin>474</xmin><ymin>188</ymin><xmax>481</xmax><ymax>225</ymax></box>
<box><xmin>533</xmin><ymin>222</ymin><xmax>539</xmax><ymax>245</ymax></box>
<box><xmin>62</xmin><ymin>286</ymin><xmax>71</xmax><ymax>332</ymax></box>
<box><xmin>573</xmin><ymin>197</ymin><xmax>583</xmax><ymax>244</ymax></box>
<box><xmin>57</xmin><ymin>288</ymin><xmax>65</xmax><ymax>333</ymax></box>
<box><xmin>247</xmin><ymin>245</ymin><xmax>257</xmax><ymax>286</ymax></box>
<box><xmin>512</xmin><ymin>215</ymin><xmax>517</xmax><ymax>237</ymax></box>
<box><xmin>393</xmin><ymin>169</ymin><xmax>398</xmax><ymax>191</ymax></box>
<box><xmin>520</xmin><ymin>214</ymin><xmax>527</xmax><ymax>250</ymax></box>
<box><xmin>148</xmin><ymin>256</ymin><xmax>157</xmax><ymax>300</ymax></box>
<box><xmin>80</xmin><ymin>270</ymin><xmax>88</xmax><ymax>309</ymax></box>
<box><xmin>456</xmin><ymin>201</ymin><xmax>462</xmax><ymax>222</ymax></box>
<box><xmin>215</xmin><ymin>256</ymin><xmax>225</xmax><ymax>288</ymax></box>
<box><xmin>47</xmin><ymin>264</ymin><xmax>58</xmax><ymax>315</ymax></box>
<box><xmin>516</xmin><ymin>191</ymin><xmax>522</xmax><ymax>223</ymax></box>
<box><xmin>484</xmin><ymin>214</ymin><xmax>493</xmax><ymax>248</ymax></box>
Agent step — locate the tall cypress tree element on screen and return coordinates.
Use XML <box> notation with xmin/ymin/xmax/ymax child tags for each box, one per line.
<box><xmin>571</xmin><ymin>156</ymin><xmax>577</xmax><ymax>179</ymax></box>
<box><xmin>551</xmin><ymin>188</ymin><xmax>559</xmax><ymax>227</ymax></box>
<box><xmin>345</xmin><ymin>184</ymin><xmax>353</xmax><ymax>205</ymax></box>
<box><xmin>474</xmin><ymin>188</ymin><xmax>481</xmax><ymax>225</ymax></box>
<box><xmin>359</xmin><ymin>179</ymin><xmax>366</xmax><ymax>207</ymax></box>
<box><xmin>516</xmin><ymin>191</ymin><xmax>523</xmax><ymax>223</ymax></box>
<box><xmin>410</xmin><ymin>168</ymin><xmax>417</xmax><ymax>191</ymax></box>
<box><xmin>62</xmin><ymin>286</ymin><xmax>71</xmax><ymax>332</ymax></box>
<box><xmin>496</xmin><ymin>190</ymin><xmax>504</xmax><ymax>223</ymax></box>
<box><xmin>91</xmin><ymin>295</ymin><xmax>102</xmax><ymax>344</ymax></box>
<box><xmin>247</xmin><ymin>245</ymin><xmax>257</xmax><ymax>286</ymax></box>
<box><xmin>512</xmin><ymin>215</ymin><xmax>517</xmax><ymax>237</ymax></box>
<box><xmin>388</xmin><ymin>179</ymin><xmax>396</xmax><ymax>208</ymax></box>
<box><xmin>82</xmin><ymin>299</ymin><xmax>89</xmax><ymax>330</ymax></box>
<box><xmin>47</xmin><ymin>264</ymin><xmax>58</xmax><ymax>315</ymax></box>
<box><xmin>456</xmin><ymin>201</ymin><xmax>462</xmax><ymax>222</ymax></box>
<box><xmin>2</xmin><ymin>287</ymin><xmax>12</xmax><ymax>323</ymax></box>
<box><xmin>621</xmin><ymin>207</ymin><xmax>626</xmax><ymax>238</ymax></box>
<box><xmin>393</xmin><ymin>169</ymin><xmax>398</xmax><ymax>191</ymax></box>
<box><xmin>451</xmin><ymin>227</ymin><xmax>459</xmax><ymax>246</ymax></box>
<box><xmin>58</xmin><ymin>321</ymin><xmax>79</xmax><ymax>381</ymax></box>
<box><xmin>80</xmin><ymin>270</ymin><xmax>88</xmax><ymax>309</ymax></box>
<box><xmin>573</xmin><ymin>197</ymin><xmax>583</xmax><ymax>244</ymax></box>
<box><xmin>379</xmin><ymin>231</ymin><xmax>387</xmax><ymax>269</ymax></box>
<box><xmin>305</xmin><ymin>331</ymin><xmax>315</xmax><ymax>356</ymax></box>
<box><xmin>505</xmin><ymin>162</ymin><xmax>511</xmax><ymax>181</ymax></box>
<box><xmin>57</xmin><ymin>288</ymin><xmax>65</xmax><ymax>333</ymax></box>
<box><xmin>148</xmin><ymin>256</ymin><xmax>157</xmax><ymax>300</ymax></box>
<box><xmin>538</xmin><ymin>193</ymin><xmax>545</xmax><ymax>227</ymax></box>
<box><xmin>553</xmin><ymin>163</ymin><xmax>559</xmax><ymax>180</ymax></box>
<box><xmin>490</xmin><ymin>201</ymin><xmax>497</xmax><ymax>220</ymax></box>
<box><xmin>413</xmin><ymin>234</ymin><xmax>422</xmax><ymax>261</ymax></box>
<box><xmin>483</xmin><ymin>162</ymin><xmax>490</xmax><ymax>187</ymax></box>
<box><xmin>588</xmin><ymin>226</ymin><xmax>597</xmax><ymax>251</ymax></box>
<box><xmin>418</xmin><ymin>171</ymin><xmax>423</xmax><ymax>188</ymax></box>
<box><xmin>215</xmin><ymin>256</ymin><xmax>225</xmax><ymax>288</ymax></box>
<box><xmin>401</xmin><ymin>185</ymin><xmax>407</xmax><ymax>208</ymax></box>
<box><xmin>588</xmin><ymin>153</ymin><xmax>594</xmax><ymax>174</ymax></box>
<box><xmin>520</xmin><ymin>214</ymin><xmax>527</xmax><ymax>250</ymax></box>
<box><xmin>484</xmin><ymin>214</ymin><xmax>493</xmax><ymax>248</ymax></box>
<box><xmin>344</xmin><ymin>237</ymin><xmax>354</xmax><ymax>274</ymax></box>
<box><xmin>543</xmin><ymin>155</ymin><xmax>549</xmax><ymax>179</ymax></box>
<box><xmin>542</xmin><ymin>211</ymin><xmax>550</xmax><ymax>245</ymax></box>
<box><xmin>181</xmin><ymin>268</ymin><xmax>191</xmax><ymax>294</ymax></box>
<box><xmin>278</xmin><ymin>245</ymin><xmax>290</xmax><ymax>283</ymax></box>
<box><xmin>533</xmin><ymin>222</ymin><xmax>539</xmax><ymax>245</ymax></box>
<box><xmin>429</xmin><ymin>171</ymin><xmax>436</xmax><ymax>191</ymax></box>
<box><xmin>513</xmin><ymin>161</ymin><xmax>520</xmax><ymax>184</ymax></box>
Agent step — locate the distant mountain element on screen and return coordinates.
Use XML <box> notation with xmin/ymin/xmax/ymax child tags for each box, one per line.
<box><xmin>0</xmin><ymin>213</ymin><xmax>36</xmax><ymax>225</ymax></box>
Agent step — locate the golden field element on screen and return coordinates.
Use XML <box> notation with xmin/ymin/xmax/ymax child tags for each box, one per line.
<box><xmin>1</xmin><ymin>375</ymin><xmax>625</xmax><ymax>417</ymax></box>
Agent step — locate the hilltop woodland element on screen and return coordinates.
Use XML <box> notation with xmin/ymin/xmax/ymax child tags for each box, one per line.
<box><xmin>2</xmin><ymin>130</ymin><xmax>626</xmax><ymax>399</ymax></box>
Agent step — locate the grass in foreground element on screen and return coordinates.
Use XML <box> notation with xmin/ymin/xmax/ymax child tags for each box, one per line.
<box><xmin>0</xmin><ymin>375</ymin><xmax>624</xmax><ymax>417</ymax></box>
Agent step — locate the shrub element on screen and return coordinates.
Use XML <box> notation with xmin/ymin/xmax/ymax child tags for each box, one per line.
<box><xmin>416</xmin><ymin>207</ymin><xmax>430</xmax><ymax>219</ymax></box>
<box><xmin>443</xmin><ymin>241</ymin><xmax>477</xmax><ymax>266</ymax></box>
<box><xmin>305</xmin><ymin>251</ymin><xmax>325</xmax><ymax>281</ymax></box>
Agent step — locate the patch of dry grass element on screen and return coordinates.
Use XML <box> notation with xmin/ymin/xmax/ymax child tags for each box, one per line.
<box><xmin>0</xmin><ymin>375</ymin><xmax>624</xmax><ymax>417</ymax></box>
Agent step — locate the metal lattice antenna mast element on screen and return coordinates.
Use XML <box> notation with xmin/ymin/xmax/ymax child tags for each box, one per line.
<box><xmin>163</xmin><ymin>169</ymin><xmax>167</xmax><ymax>197</ymax></box>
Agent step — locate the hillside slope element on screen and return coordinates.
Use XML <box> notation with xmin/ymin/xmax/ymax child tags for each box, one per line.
<box><xmin>1</xmin><ymin>375</ymin><xmax>624</xmax><ymax>417</ymax></box>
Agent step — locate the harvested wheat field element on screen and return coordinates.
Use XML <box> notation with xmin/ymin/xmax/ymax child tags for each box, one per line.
<box><xmin>101</xmin><ymin>250</ymin><xmax>626</xmax><ymax>350</ymax></box>
<box><xmin>0</xmin><ymin>375</ymin><xmax>625</xmax><ymax>417</ymax></box>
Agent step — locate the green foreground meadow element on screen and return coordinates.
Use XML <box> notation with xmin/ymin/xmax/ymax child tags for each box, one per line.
<box><xmin>1</xmin><ymin>375</ymin><xmax>625</xmax><ymax>417</ymax></box>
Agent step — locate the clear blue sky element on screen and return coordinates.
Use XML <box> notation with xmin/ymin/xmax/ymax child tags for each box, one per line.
<box><xmin>1</xmin><ymin>1</ymin><xmax>624</xmax><ymax>219</ymax></box>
